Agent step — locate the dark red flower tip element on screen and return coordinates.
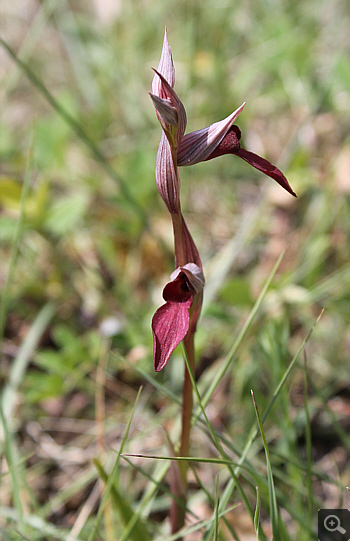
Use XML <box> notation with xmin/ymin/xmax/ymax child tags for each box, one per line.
<box><xmin>205</xmin><ymin>125</ymin><xmax>297</xmax><ymax>198</ymax></box>
<box><xmin>236</xmin><ymin>148</ymin><xmax>297</xmax><ymax>197</ymax></box>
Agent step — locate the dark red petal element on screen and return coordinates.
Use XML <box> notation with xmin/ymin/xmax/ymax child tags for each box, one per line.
<box><xmin>163</xmin><ymin>274</ymin><xmax>192</xmax><ymax>302</ymax></box>
<box><xmin>152</xmin><ymin>296</ymin><xmax>193</xmax><ymax>372</ymax></box>
<box><xmin>237</xmin><ymin>148</ymin><xmax>297</xmax><ymax>197</ymax></box>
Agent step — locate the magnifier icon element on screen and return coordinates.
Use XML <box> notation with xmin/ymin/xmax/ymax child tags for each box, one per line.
<box><xmin>324</xmin><ymin>514</ymin><xmax>346</xmax><ymax>534</ymax></box>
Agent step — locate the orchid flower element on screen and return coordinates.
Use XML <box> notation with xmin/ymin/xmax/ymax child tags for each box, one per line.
<box><xmin>150</xmin><ymin>30</ymin><xmax>296</xmax><ymax>372</ymax></box>
<box><xmin>177</xmin><ymin>121</ymin><xmax>296</xmax><ymax>197</ymax></box>
<box><xmin>152</xmin><ymin>263</ymin><xmax>204</xmax><ymax>371</ymax></box>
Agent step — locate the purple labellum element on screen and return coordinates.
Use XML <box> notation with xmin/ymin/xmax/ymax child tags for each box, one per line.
<box><xmin>152</xmin><ymin>272</ymin><xmax>194</xmax><ymax>372</ymax></box>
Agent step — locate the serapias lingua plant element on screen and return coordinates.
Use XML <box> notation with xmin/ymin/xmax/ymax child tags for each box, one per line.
<box><xmin>150</xmin><ymin>31</ymin><xmax>296</xmax><ymax>373</ymax></box>
<box><xmin>150</xmin><ymin>29</ymin><xmax>296</xmax><ymax>534</ymax></box>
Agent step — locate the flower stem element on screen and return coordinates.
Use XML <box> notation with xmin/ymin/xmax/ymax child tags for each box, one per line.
<box><xmin>171</xmin><ymin>212</ymin><xmax>186</xmax><ymax>268</ymax></box>
<box><xmin>170</xmin><ymin>331</ymin><xmax>195</xmax><ymax>535</ymax></box>
<box><xmin>180</xmin><ymin>332</ymin><xmax>195</xmax><ymax>459</ymax></box>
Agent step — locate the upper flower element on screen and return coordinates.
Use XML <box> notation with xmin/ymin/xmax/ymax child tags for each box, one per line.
<box><xmin>151</xmin><ymin>30</ymin><xmax>296</xmax><ymax>200</ymax></box>
<box><xmin>177</xmin><ymin>120</ymin><xmax>296</xmax><ymax>197</ymax></box>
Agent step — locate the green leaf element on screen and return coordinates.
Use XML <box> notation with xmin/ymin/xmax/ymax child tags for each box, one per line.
<box><xmin>88</xmin><ymin>387</ymin><xmax>142</xmax><ymax>541</ymax></box>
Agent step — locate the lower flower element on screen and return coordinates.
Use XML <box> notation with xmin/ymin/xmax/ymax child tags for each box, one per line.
<box><xmin>152</xmin><ymin>263</ymin><xmax>204</xmax><ymax>371</ymax></box>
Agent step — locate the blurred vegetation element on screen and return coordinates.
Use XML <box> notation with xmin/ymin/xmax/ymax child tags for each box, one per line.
<box><xmin>0</xmin><ymin>0</ymin><xmax>349</xmax><ymax>540</ymax></box>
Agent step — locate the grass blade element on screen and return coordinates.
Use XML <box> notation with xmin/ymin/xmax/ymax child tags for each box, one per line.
<box><xmin>0</xmin><ymin>303</ymin><xmax>55</xmax><ymax>435</ymax></box>
<box><xmin>182</xmin><ymin>345</ymin><xmax>267</xmax><ymax>541</ymax></box>
<box><xmin>198</xmin><ymin>249</ymin><xmax>285</xmax><ymax>415</ymax></box>
<box><xmin>254</xmin><ymin>486</ymin><xmax>261</xmax><ymax>539</ymax></box>
<box><xmin>303</xmin><ymin>353</ymin><xmax>313</xmax><ymax>535</ymax></box>
<box><xmin>150</xmin><ymin>504</ymin><xmax>241</xmax><ymax>541</ymax></box>
<box><xmin>0</xmin><ymin>405</ymin><xmax>23</xmax><ymax>527</ymax></box>
<box><xmin>209</xmin><ymin>309</ymin><xmax>324</xmax><ymax>534</ymax></box>
<box><xmin>213</xmin><ymin>477</ymin><xmax>220</xmax><ymax>541</ymax></box>
<box><xmin>113</xmin><ymin>352</ymin><xmax>181</xmax><ymax>406</ymax></box>
<box><xmin>94</xmin><ymin>459</ymin><xmax>152</xmax><ymax>541</ymax></box>
<box><xmin>121</xmin><ymin>455</ymin><xmax>197</xmax><ymax>525</ymax></box>
<box><xmin>202</xmin><ymin>198</ymin><xmax>267</xmax><ymax>314</ymax></box>
<box><xmin>0</xmin><ymin>507</ymin><xmax>84</xmax><ymax>541</ymax></box>
<box><xmin>251</xmin><ymin>391</ymin><xmax>279</xmax><ymax>539</ymax></box>
<box><xmin>88</xmin><ymin>386</ymin><xmax>143</xmax><ymax>541</ymax></box>
<box><xmin>189</xmin><ymin>465</ymin><xmax>241</xmax><ymax>541</ymax></box>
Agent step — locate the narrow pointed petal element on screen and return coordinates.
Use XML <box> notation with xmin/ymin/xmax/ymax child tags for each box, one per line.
<box><xmin>156</xmin><ymin>132</ymin><xmax>180</xmax><ymax>212</ymax></box>
<box><xmin>177</xmin><ymin>103</ymin><xmax>245</xmax><ymax>166</ymax></box>
<box><xmin>152</xmin><ymin>69</ymin><xmax>187</xmax><ymax>145</ymax></box>
<box><xmin>152</xmin><ymin>28</ymin><xmax>175</xmax><ymax>95</ymax></box>
<box><xmin>149</xmin><ymin>93</ymin><xmax>178</xmax><ymax>126</ymax></box>
<box><xmin>237</xmin><ymin>148</ymin><xmax>297</xmax><ymax>197</ymax></box>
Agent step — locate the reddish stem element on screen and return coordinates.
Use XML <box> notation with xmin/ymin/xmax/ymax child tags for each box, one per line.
<box><xmin>170</xmin><ymin>331</ymin><xmax>195</xmax><ymax>536</ymax></box>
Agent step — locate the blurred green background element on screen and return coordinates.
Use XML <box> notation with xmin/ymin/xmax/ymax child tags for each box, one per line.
<box><xmin>0</xmin><ymin>0</ymin><xmax>349</xmax><ymax>539</ymax></box>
